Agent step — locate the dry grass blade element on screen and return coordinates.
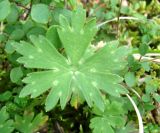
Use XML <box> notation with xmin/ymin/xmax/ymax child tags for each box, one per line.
<box><xmin>126</xmin><ymin>94</ymin><xmax>144</xmax><ymax>133</ymax></box>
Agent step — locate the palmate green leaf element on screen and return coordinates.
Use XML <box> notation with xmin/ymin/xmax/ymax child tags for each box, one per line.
<box><xmin>0</xmin><ymin>107</ymin><xmax>14</xmax><ymax>133</ymax></box>
<box><xmin>14</xmin><ymin>112</ymin><xmax>48</xmax><ymax>133</ymax></box>
<box><xmin>13</xmin><ymin>7</ymin><xmax>130</xmax><ymax>112</ymax></box>
<box><xmin>90</xmin><ymin>101</ymin><xmax>126</xmax><ymax>133</ymax></box>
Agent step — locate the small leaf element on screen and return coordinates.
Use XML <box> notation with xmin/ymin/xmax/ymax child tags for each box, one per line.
<box><xmin>127</xmin><ymin>55</ymin><xmax>141</xmax><ymax>71</ymax></box>
<box><xmin>10</xmin><ymin>67</ymin><xmax>23</xmax><ymax>83</ymax></box>
<box><xmin>31</xmin><ymin>4</ymin><xmax>50</xmax><ymax>24</ymax></box>
<box><xmin>153</xmin><ymin>93</ymin><xmax>160</xmax><ymax>102</ymax></box>
<box><xmin>139</xmin><ymin>43</ymin><xmax>148</xmax><ymax>56</ymax></box>
<box><xmin>0</xmin><ymin>91</ymin><xmax>12</xmax><ymax>102</ymax></box>
<box><xmin>145</xmin><ymin>82</ymin><xmax>158</xmax><ymax>94</ymax></box>
<box><xmin>144</xmin><ymin>103</ymin><xmax>155</xmax><ymax>111</ymax></box>
<box><xmin>141</xmin><ymin>62</ymin><xmax>150</xmax><ymax>72</ymax></box>
<box><xmin>142</xmin><ymin>94</ymin><xmax>151</xmax><ymax>102</ymax></box>
<box><xmin>124</xmin><ymin>72</ymin><xmax>136</xmax><ymax>87</ymax></box>
<box><xmin>6</xmin><ymin>4</ymin><xmax>19</xmax><ymax>23</ymax></box>
<box><xmin>5</xmin><ymin>40</ymin><xmax>15</xmax><ymax>54</ymax></box>
<box><xmin>10</xmin><ymin>29</ymin><xmax>25</xmax><ymax>40</ymax></box>
<box><xmin>0</xmin><ymin>0</ymin><xmax>10</xmax><ymax>21</ymax></box>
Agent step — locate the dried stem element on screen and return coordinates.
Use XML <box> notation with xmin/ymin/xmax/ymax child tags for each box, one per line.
<box><xmin>0</xmin><ymin>21</ymin><xmax>3</xmax><ymax>34</ymax></box>
<box><xmin>126</xmin><ymin>94</ymin><xmax>144</xmax><ymax>133</ymax></box>
<box><xmin>117</xmin><ymin>0</ymin><xmax>123</xmax><ymax>38</ymax></box>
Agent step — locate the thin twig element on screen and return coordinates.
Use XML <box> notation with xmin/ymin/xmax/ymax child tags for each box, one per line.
<box><xmin>55</xmin><ymin>121</ymin><xmax>65</xmax><ymax>133</ymax></box>
<box><xmin>117</xmin><ymin>0</ymin><xmax>123</xmax><ymax>38</ymax></box>
<box><xmin>16</xmin><ymin>3</ymin><xmax>30</xmax><ymax>10</ymax></box>
<box><xmin>97</xmin><ymin>16</ymin><xmax>142</xmax><ymax>28</ymax></box>
<box><xmin>0</xmin><ymin>21</ymin><xmax>3</xmax><ymax>34</ymax></box>
<box><xmin>121</xmin><ymin>82</ymin><xmax>141</xmax><ymax>99</ymax></box>
<box><xmin>130</xmin><ymin>88</ymin><xmax>141</xmax><ymax>99</ymax></box>
<box><xmin>133</xmin><ymin>54</ymin><xmax>160</xmax><ymax>64</ymax></box>
<box><xmin>64</xmin><ymin>0</ymin><xmax>67</xmax><ymax>8</ymax></box>
<box><xmin>139</xmin><ymin>55</ymin><xmax>143</xmax><ymax>62</ymax></box>
<box><xmin>21</xmin><ymin>0</ymin><xmax>33</xmax><ymax>20</ymax></box>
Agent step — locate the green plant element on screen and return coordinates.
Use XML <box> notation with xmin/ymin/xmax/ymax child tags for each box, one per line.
<box><xmin>0</xmin><ymin>107</ymin><xmax>14</xmax><ymax>133</ymax></box>
<box><xmin>14</xmin><ymin>112</ymin><xmax>48</xmax><ymax>133</ymax></box>
<box><xmin>0</xmin><ymin>0</ymin><xmax>160</xmax><ymax>132</ymax></box>
<box><xmin>12</xmin><ymin>7</ymin><xmax>130</xmax><ymax>112</ymax></box>
<box><xmin>90</xmin><ymin>100</ymin><xmax>127</xmax><ymax>133</ymax></box>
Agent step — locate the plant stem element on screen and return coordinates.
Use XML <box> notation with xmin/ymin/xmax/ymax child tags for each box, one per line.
<box><xmin>133</xmin><ymin>54</ymin><xmax>160</xmax><ymax>64</ymax></box>
<box><xmin>117</xmin><ymin>0</ymin><xmax>123</xmax><ymax>38</ymax></box>
<box><xmin>126</xmin><ymin>94</ymin><xmax>144</xmax><ymax>133</ymax></box>
<box><xmin>16</xmin><ymin>3</ymin><xmax>30</xmax><ymax>10</ymax></box>
<box><xmin>97</xmin><ymin>16</ymin><xmax>141</xmax><ymax>28</ymax></box>
<box><xmin>0</xmin><ymin>21</ymin><xmax>3</xmax><ymax>34</ymax></box>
